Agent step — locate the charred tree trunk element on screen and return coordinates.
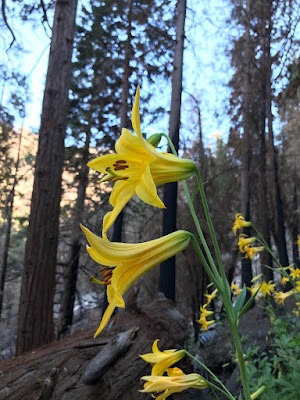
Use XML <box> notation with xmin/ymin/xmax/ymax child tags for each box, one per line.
<box><xmin>240</xmin><ymin>0</ymin><xmax>253</xmax><ymax>292</ymax></box>
<box><xmin>0</xmin><ymin>128</ymin><xmax>22</xmax><ymax>320</ymax></box>
<box><xmin>265</xmin><ymin>1</ymin><xmax>289</xmax><ymax>268</ymax></box>
<box><xmin>159</xmin><ymin>0</ymin><xmax>186</xmax><ymax>301</ymax></box>
<box><xmin>58</xmin><ymin>127</ymin><xmax>91</xmax><ymax>338</ymax></box>
<box><xmin>16</xmin><ymin>0</ymin><xmax>78</xmax><ymax>355</ymax></box>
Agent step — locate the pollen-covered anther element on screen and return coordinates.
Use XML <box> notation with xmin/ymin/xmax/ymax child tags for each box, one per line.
<box><xmin>113</xmin><ymin>160</ymin><xmax>129</xmax><ymax>171</ymax></box>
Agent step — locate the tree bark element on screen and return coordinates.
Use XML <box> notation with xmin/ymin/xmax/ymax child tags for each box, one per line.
<box><xmin>240</xmin><ymin>0</ymin><xmax>253</xmax><ymax>292</ymax></box>
<box><xmin>159</xmin><ymin>0</ymin><xmax>186</xmax><ymax>301</ymax></box>
<box><xmin>0</xmin><ymin>128</ymin><xmax>22</xmax><ymax>320</ymax></box>
<box><xmin>58</xmin><ymin>127</ymin><xmax>91</xmax><ymax>338</ymax></box>
<box><xmin>16</xmin><ymin>0</ymin><xmax>78</xmax><ymax>355</ymax></box>
<box><xmin>265</xmin><ymin>0</ymin><xmax>289</xmax><ymax>268</ymax></box>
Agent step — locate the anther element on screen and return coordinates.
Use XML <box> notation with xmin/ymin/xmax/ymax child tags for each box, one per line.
<box><xmin>99</xmin><ymin>266</ymin><xmax>108</xmax><ymax>272</ymax></box>
<box><xmin>112</xmin><ymin>176</ymin><xmax>129</xmax><ymax>182</ymax></box>
<box><xmin>102</xmin><ymin>270</ymin><xmax>112</xmax><ymax>278</ymax></box>
<box><xmin>115</xmin><ymin>160</ymin><xmax>127</xmax><ymax>164</ymax></box>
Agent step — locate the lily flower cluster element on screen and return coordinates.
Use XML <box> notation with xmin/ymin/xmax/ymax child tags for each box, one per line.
<box><xmin>81</xmin><ymin>87</ymin><xmax>196</xmax><ymax>337</ymax></box>
<box><xmin>197</xmin><ymin>288</ymin><xmax>217</xmax><ymax>331</ymax></box>
<box><xmin>140</xmin><ymin>340</ymin><xmax>208</xmax><ymax>399</ymax></box>
<box><xmin>233</xmin><ymin>214</ymin><xmax>264</xmax><ymax>259</ymax></box>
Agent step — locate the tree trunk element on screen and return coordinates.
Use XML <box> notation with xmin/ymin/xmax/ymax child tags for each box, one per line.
<box><xmin>0</xmin><ymin>128</ymin><xmax>23</xmax><ymax>320</ymax></box>
<box><xmin>265</xmin><ymin>1</ymin><xmax>289</xmax><ymax>268</ymax></box>
<box><xmin>16</xmin><ymin>0</ymin><xmax>78</xmax><ymax>355</ymax></box>
<box><xmin>58</xmin><ymin>127</ymin><xmax>91</xmax><ymax>338</ymax></box>
<box><xmin>159</xmin><ymin>0</ymin><xmax>186</xmax><ymax>301</ymax></box>
<box><xmin>240</xmin><ymin>0</ymin><xmax>253</xmax><ymax>292</ymax></box>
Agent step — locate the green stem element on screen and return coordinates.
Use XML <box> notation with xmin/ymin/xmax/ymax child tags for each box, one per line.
<box><xmin>191</xmin><ymin>235</ymin><xmax>222</xmax><ymax>290</ymax></box>
<box><xmin>252</xmin><ymin>223</ymin><xmax>283</xmax><ymax>269</ymax></box>
<box><xmin>195</xmin><ymin>170</ymin><xmax>227</xmax><ymax>284</ymax></box>
<box><xmin>185</xmin><ymin>351</ymin><xmax>236</xmax><ymax>400</ymax></box>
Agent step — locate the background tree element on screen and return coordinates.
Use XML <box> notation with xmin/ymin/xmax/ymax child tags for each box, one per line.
<box><xmin>16</xmin><ymin>0</ymin><xmax>78</xmax><ymax>355</ymax></box>
<box><xmin>159</xmin><ymin>0</ymin><xmax>187</xmax><ymax>301</ymax></box>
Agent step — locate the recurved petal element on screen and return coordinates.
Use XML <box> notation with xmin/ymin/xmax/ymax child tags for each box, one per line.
<box><xmin>103</xmin><ymin>181</ymin><xmax>136</xmax><ymax>237</ymax></box>
<box><xmin>132</xmin><ymin>86</ymin><xmax>142</xmax><ymax>138</ymax></box>
<box><xmin>135</xmin><ymin>165</ymin><xmax>165</xmax><ymax>208</ymax></box>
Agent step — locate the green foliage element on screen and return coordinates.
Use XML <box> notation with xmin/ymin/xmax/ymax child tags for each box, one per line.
<box><xmin>246</xmin><ymin>309</ymin><xmax>300</xmax><ymax>399</ymax></box>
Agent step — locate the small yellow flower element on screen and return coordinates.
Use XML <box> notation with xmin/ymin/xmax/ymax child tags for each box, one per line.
<box><xmin>281</xmin><ymin>276</ymin><xmax>289</xmax><ymax>286</ymax></box>
<box><xmin>248</xmin><ymin>284</ymin><xmax>260</xmax><ymax>299</ymax></box>
<box><xmin>244</xmin><ymin>244</ymin><xmax>264</xmax><ymax>260</ymax></box>
<box><xmin>260</xmin><ymin>280</ymin><xmax>275</xmax><ymax>297</ymax></box>
<box><xmin>204</xmin><ymin>288</ymin><xmax>218</xmax><ymax>304</ymax></box>
<box><xmin>140</xmin><ymin>340</ymin><xmax>185</xmax><ymax>377</ymax></box>
<box><xmin>81</xmin><ymin>225</ymin><xmax>192</xmax><ymax>337</ymax></box>
<box><xmin>238</xmin><ymin>234</ymin><xmax>256</xmax><ymax>253</ymax></box>
<box><xmin>198</xmin><ymin>316</ymin><xmax>215</xmax><ymax>331</ymax></box>
<box><xmin>230</xmin><ymin>281</ymin><xmax>239</xmax><ymax>293</ymax></box>
<box><xmin>198</xmin><ymin>305</ymin><xmax>214</xmax><ymax>319</ymax></box>
<box><xmin>88</xmin><ymin>87</ymin><xmax>196</xmax><ymax>239</ymax></box>
<box><xmin>140</xmin><ymin>367</ymin><xmax>208</xmax><ymax>399</ymax></box>
<box><xmin>274</xmin><ymin>289</ymin><xmax>295</xmax><ymax>304</ymax></box>
<box><xmin>290</xmin><ymin>268</ymin><xmax>300</xmax><ymax>280</ymax></box>
<box><xmin>232</xmin><ymin>213</ymin><xmax>251</xmax><ymax>236</ymax></box>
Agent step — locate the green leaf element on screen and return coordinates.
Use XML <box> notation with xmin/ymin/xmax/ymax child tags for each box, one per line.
<box><xmin>238</xmin><ymin>285</ymin><xmax>261</xmax><ymax>319</ymax></box>
<box><xmin>234</xmin><ymin>285</ymin><xmax>247</xmax><ymax>317</ymax></box>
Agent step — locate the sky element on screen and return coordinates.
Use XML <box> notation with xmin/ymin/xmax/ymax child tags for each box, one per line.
<box><xmin>1</xmin><ymin>0</ymin><xmax>233</xmax><ymax>149</ymax></box>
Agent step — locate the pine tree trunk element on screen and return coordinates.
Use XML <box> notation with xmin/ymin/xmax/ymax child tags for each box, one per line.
<box><xmin>16</xmin><ymin>0</ymin><xmax>78</xmax><ymax>355</ymax></box>
<box><xmin>0</xmin><ymin>129</ymin><xmax>23</xmax><ymax>320</ymax></box>
<box><xmin>240</xmin><ymin>0</ymin><xmax>253</xmax><ymax>292</ymax></box>
<box><xmin>159</xmin><ymin>0</ymin><xmax>186</xmax><ymax>301</ymax></box>
<box><xmin>265</xmin><ymin>2</ymin><xmax>289</xmax><ymax>268</ymax></box>
<box><xmin>58</xmin><ymin>127</ymin><xmax>91</xmax><ymax>338</ymax></box>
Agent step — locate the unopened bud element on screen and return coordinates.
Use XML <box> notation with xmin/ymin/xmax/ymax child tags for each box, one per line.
<box><xmin>146</xmin><ymin>133</ymin><xmax>163</xmax><ymax>148</ymax></box>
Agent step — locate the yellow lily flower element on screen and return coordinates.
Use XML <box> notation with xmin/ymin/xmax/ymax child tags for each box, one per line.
<box><xmin>232</xmin><ymin>213</ymin><xmax>251</xmax><ymax>235</ymax></box>
<box><xmin>81</xmin><ymin>225</ymin><xmax>192</xmax><ymax>337</ymax></box>
<box><xmin>260</xmin><ymin>280</ymin><xmax>275</xmax><ymax>297</ymax></box>
<box><xmin>140</xmin><ymin>367</ymin><xmax>208</xmax><ymax>400</ymax></box>
<box><xmin>198</xmin><ymin>316</ymin><xmax>215</xmax><ymax>331</ymax></box>
<box><xmin>198</xmin><ymin>305</ymin><xmax>214</xmax><ymax>319</ymax></box>
<box><xmin>204</xmin><ymin>288</ymin><xmax>218</xmax><ymax>304</ymax></box>
<box><xmin>290</xmin><ymin>268</ymin><xmax>300</xmax><ymax>280</ymax></box>
<box><xmin>274</xmin><ymin>289</ymin><xmax>295</xmax><ymax>304</ymax></box>
<box><xmin>248</xmin><ymin>284</ymin><xmax>260</xmax><ymax>299</ymax></box>
<box><xmin>88</xmin><ymin>87</ymin><xmax>196</xmax><ymax>239</ymax></box>
<box><xmin>140</xmin><ymin>340</ymin><xmax>185</xmax><ymax>376</ymax></box>
<box><xmin>244</xmin><ymin>244</ymin><xmax>264</xmax><ymax>260</ymax></box>
<box><xmin>238</xmin><ymin>234</ymin><xmax>256</xmax><ymax>253</ymax></box>
<box><xmin>281</xmin><ymin>276</ymin><xmax>289</xmax><ymax>286</ymax></box>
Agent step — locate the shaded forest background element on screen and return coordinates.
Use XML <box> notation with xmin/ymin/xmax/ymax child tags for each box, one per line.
<box><xmin>0</xmin><ymin>0</ymin><xmax>299</xmax><ymax>361</ymax></box>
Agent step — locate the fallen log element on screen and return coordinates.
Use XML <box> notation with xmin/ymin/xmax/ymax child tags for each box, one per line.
<box><xmin>0</xmin><ymin>298</ymin><xmax>187</xmax><ymax>400</ymax></box>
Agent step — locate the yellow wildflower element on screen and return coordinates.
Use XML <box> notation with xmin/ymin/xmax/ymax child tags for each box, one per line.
<box><xmin>281</xmin><ymin>276</ymin><xmax>289</xmax><ymax>286</ymax></box>
<box><xmin>88</xmin><ymin>87</ymin><xmax>196</xmax><ymax>239</ymax></box>
<box><xmin>274</xmin><ymin>289</ymin><xmax>295</xmax><ymax>304</ymax></box>
<box><xmin>290</xmin><ymin>268</ymin><xmax>300</xmax><ymax>280</ymax></box>
<box><xmin>81</xmin><ymin>225</ymin><xmax>191</xmax><ymax>337</ymax></box>
<box><xmin>260</xmin><ymin>280</ymin><xmax>275</xmax><ymax>297</ymax></box>
<box><xmin>238</xmin><ymin>234</ymin><xmax>256</xmax><ymax>253</ymax></box>
<box><xmin>248</xmin><ymin>284</ymin><xmax>260</xmax><ymax>299</ymax></box>
<box><xmin>198</xmin><ymin>316</ymin><xmax>215</xmax><ymax>331</ymax></box>
<box><xmin>140</xmin><ymin>367</ymin><xmax>208</xmax><ymax>399</ymax></box>
<box><xmin>140</xmin><ymin>340</ymin><xmax>185</xmax><ymax>377</ymax></box>
<box><xmin>244</xmin><ymin>244</ymin><xmax>264</xmax><ymax>260</ymax></box>
<box><xmin>232</xmin><ymin>213</ymin><xmax>251</xmax><ymax>235</ymax></box>
<box><xmin>204</xmin><ymin>288</ymin><xmax>218</xmax><ymax>304</ymax></box>
<box><xmin>230</xmin><ymin>282</ymin><xmax>239</xmax><ymax>293</ymax></box>
<box><xmin>198</xmin><ymin>305</ymin><xmax>214</xmax><ymax>320</ymax></box>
